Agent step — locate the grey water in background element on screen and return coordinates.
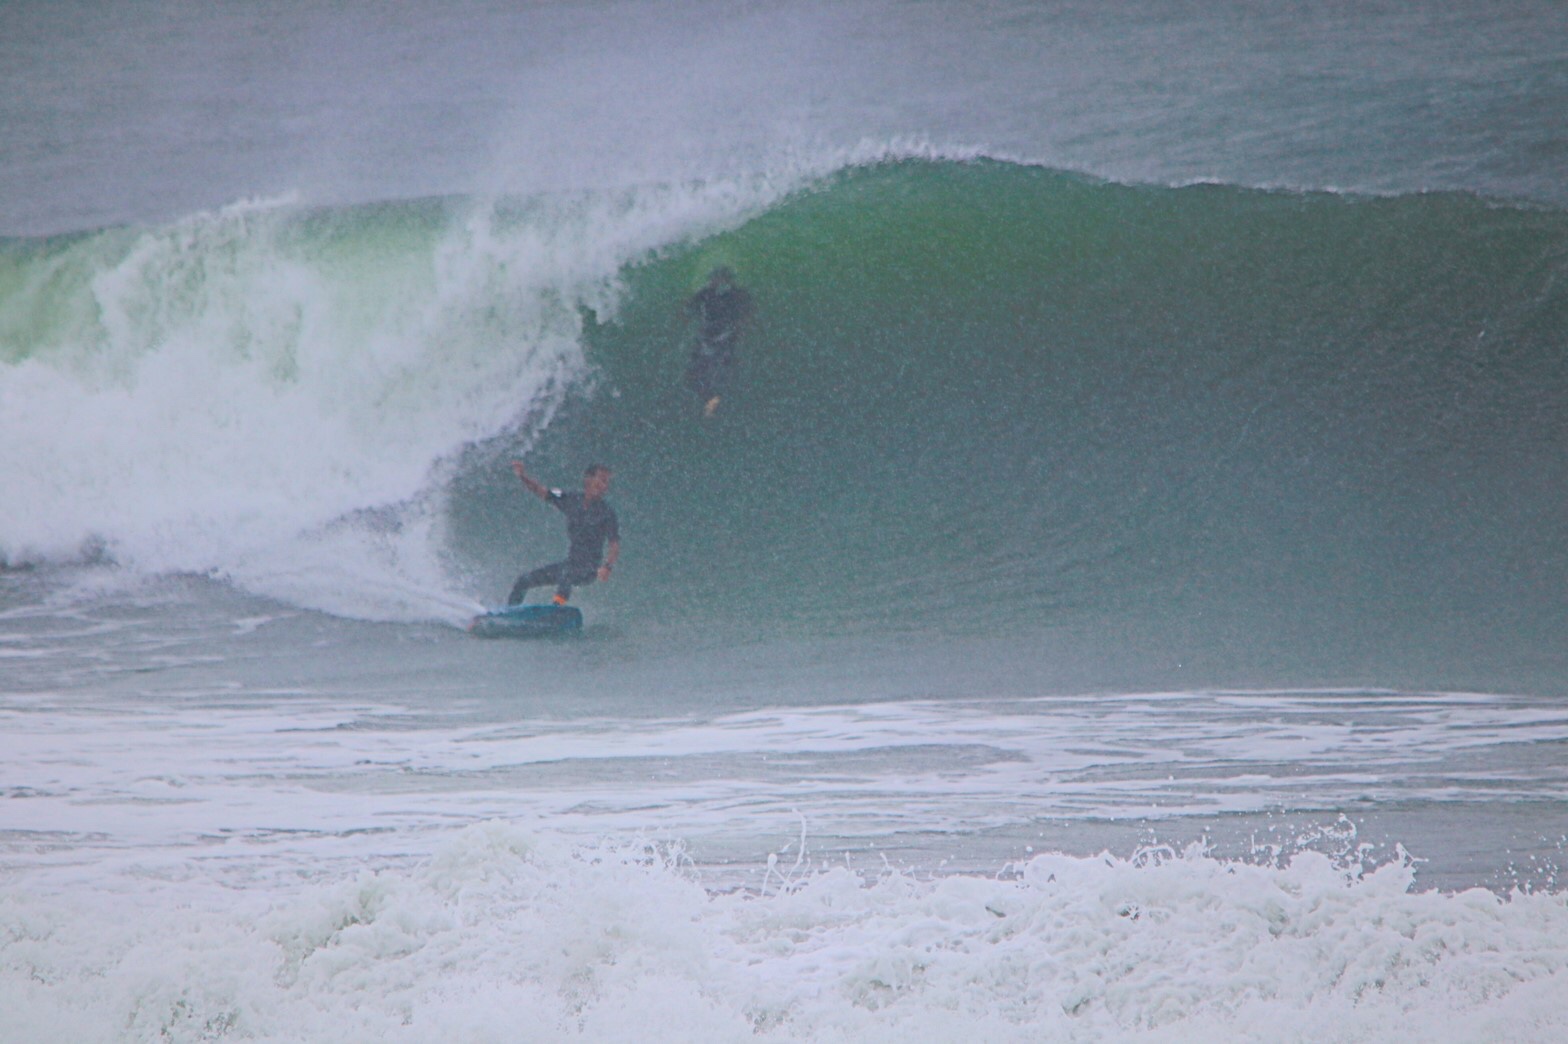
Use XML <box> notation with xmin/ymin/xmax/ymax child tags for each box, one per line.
<box><xmin>4</xmin><ymin>0</ymin><xmax>1567</xmax><ymax>236</ymax></box>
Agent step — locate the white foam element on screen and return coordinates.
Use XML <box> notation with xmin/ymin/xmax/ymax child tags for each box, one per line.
<box><xmin>4</xmin><ymin>681</ymin><xmax>1566</xmax><ymax>1037</ymax></box>
<box><xmin>3</xmin><ymin>821</ymin><xmax>1565</xmax><ymax>1042</ymax></box>
<box><xmin>5</xmin><ymin>165</ymin><xmax>904</xmax><ymax>619</ymax></box>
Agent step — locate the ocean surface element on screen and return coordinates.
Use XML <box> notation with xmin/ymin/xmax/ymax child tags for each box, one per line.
<box><xmin>3</xmin><ymin>1</ymin><xmax>1568</xmax><ymax>1039</ymax></box>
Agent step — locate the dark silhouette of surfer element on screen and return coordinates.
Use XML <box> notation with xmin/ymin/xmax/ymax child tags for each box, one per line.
<box><xmin>507</xmin><ymin>461</ymin><xmax>619</xmax><ymax>606</ymax></box>
<box><xmin>684</xmin><ymin>267</ymin><xmax>753</xmax><ymax>417</ymax></box>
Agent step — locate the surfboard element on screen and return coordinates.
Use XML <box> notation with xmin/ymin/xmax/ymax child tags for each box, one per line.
<box><xmin>467</xmin><ymin>603</ymin><xmax>583</xmax><ymax>638</ymax></box>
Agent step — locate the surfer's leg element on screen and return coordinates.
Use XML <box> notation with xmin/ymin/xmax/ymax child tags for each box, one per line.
<box><xmin>686</xmin><ymin>344</ymin><xmax>733</xmax><ymax>401</ymax></box>
<box><xmin>552</xmin><ymin>564</ymin><xmax>600</xmax><ymax>605</ymax></box>
<box><xmin>685</xmin><ymin>352</ymin><xmax>715</xmax><ymax>401</ymax></box>
<box><xmin>509</xmin><ymin>562</ymin><xmax>566</xmax><ymax>605</ymax></box>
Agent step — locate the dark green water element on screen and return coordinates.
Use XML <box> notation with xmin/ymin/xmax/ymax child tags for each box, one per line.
<box><xmin>449</xmin><ymin>161</ymin><xmax>1568</xmax><ymax>694</ymax></box>
<box><xmin>3</xmin><ymin>158</ymin><xmax>1564</xmax><ymax>695</ymax></box>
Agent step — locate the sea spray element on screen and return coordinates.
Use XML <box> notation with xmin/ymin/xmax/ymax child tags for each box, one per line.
<box><xmin>0</xmin><ymin>176</ymin><xmax>804</xmax><ymax>612</ymax></box>
<box><xmin>4</xmin><ymin>820</ymin><xmax>1566</xmax><ymax>1041</ymax></box>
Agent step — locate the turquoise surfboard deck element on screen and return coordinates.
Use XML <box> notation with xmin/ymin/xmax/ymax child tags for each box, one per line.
<box><xmin>468</xmin><ymin>603</ymin><xmax>583</xmax><ymax>638</ymax></box>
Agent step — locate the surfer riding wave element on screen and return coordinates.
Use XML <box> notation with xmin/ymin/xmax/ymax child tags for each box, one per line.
<box><xmin>506</xmin><ymin>461</ymin><xmax>620</xmax><ymax>606</ymax></box>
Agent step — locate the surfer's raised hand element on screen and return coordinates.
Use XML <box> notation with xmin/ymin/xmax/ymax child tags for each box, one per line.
<box><xmin>512</xmin><ymin>460</ymin><xmax>551</xmax><ymax>501</ymax></box>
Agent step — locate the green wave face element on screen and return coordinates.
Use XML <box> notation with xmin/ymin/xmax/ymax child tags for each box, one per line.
<box><xmin>4</xmin><ymin>159</ymin><xmax>1564</xmax><ymax>690</ymax></box>
<box><xmin>445</xmin><ymin>160</ymin><xmax>1568</xmax><ymax>689</ymax></box>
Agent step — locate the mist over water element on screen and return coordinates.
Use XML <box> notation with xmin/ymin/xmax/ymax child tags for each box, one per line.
<box><xmin>5</xmin><ymin>0</ymin><xmax>1568</xmax><ymax>237</ymax></box>
<box><xmin>4</xmin><ymin>1</ymin><xmax>1568</xmax><ymax>1039</ymax></box>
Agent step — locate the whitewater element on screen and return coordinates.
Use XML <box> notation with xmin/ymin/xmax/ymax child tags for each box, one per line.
<box><xmin>3</xmin><ymin>1</ymin><xmax>1568</xmax><ymax>1040</ymax></box>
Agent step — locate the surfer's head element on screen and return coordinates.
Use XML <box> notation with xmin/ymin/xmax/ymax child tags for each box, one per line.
<box><xmin>583</xmin><ymin>464</ymin><xmax>612</xmax><ymax>499</ymax></box>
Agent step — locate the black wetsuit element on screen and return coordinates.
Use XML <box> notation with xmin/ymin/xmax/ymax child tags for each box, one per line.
<box><xmin>685</xmin><ymin>283</ymin><xmax>752</xmax><ymax>402</ymax></box>
<box><xmin>507</xmin><ymin>490</ymin><xmax>619</xmax><ymax>605</ymax></box>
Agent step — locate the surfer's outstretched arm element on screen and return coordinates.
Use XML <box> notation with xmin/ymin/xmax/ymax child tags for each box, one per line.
<box><xmin>511</xmin><ymin>460</ymin><xmax>553</xmax><ymax>502</ymax></box>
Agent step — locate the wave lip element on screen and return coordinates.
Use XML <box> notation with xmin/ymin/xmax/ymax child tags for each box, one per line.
<box><xmin>0</xmin><ymin>169</ymin><xmax>823</xmax><ymax>612</ymax></box>
<box><xmin>5</xmin><ymin>158</ymin><xmax>1566</xmax><ymax>687</ymax></box>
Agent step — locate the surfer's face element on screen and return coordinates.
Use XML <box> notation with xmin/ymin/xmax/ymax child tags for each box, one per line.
<box><xmin>584</xmin><ymin>470</ymin><xmax>612</xmax><ymax>499</ymax></box>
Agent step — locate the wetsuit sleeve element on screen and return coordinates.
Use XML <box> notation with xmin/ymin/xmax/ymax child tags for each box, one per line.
<box><xmin>606</xmin><ymin>508</ymin><xmax>620</xmax><ymax>544</ymax></box>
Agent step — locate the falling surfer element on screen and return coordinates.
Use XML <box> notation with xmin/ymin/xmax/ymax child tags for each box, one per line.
<box><xmin>683</xmin><ymin>266</ymin><xmax>753</xmax><ymax>417</ymax></box>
